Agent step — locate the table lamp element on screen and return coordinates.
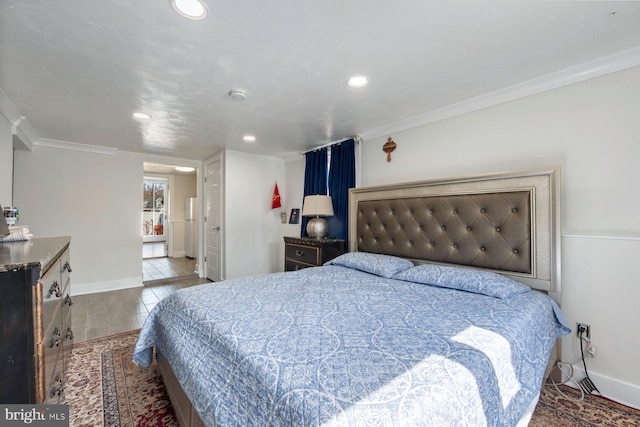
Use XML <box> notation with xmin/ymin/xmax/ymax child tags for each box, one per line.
<box><xmin>302</xmin><ymin>195</ymin><xmax>334</xmax><ymax>238</ymax></box>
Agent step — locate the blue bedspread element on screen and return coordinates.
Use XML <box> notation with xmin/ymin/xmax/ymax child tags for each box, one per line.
<box><xmin>133</xmin><ymin>265</ymin><xmax>570</xmax><ymax>426</ymax></box>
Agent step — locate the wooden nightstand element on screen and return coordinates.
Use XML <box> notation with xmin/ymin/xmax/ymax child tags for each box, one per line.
<box><xmin>284</xmin><ymin>237</ymin><xmax>346</xmax><ymax>271</ymax></box>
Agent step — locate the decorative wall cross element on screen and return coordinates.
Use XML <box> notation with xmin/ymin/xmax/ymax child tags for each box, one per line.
<box><xmin>383</xmin><ymin>137</ymin><xmax>397</xmax><ymax>162</ymax></box>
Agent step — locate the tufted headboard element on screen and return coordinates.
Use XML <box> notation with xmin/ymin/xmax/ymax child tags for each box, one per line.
<box><xmin>349</xmin><ymin>169</ymin><xmax>560</xmax><ymax>297</ymax></box>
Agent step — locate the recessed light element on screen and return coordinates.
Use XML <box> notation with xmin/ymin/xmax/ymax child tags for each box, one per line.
<box><xmin>243</xmin><ymin>135</ymin><xmax>256</xmax><ymax>143</ymax></box>
<box><xmin>175</xmin><ymin>166</ymin><xmax>195</xmax><ymax>172</ymax></box>
<box><xmin>171</xmin><ymin>0</ymin><xmax>207</xmax><ymax>20</ymax></box>
<box><xmin>347</xmin><ymin>75</ymin><xmax>369</xmax><ymax>88</ymax></box>
<box><xmin>132</xmin><ymin>112</ymin><xmax>152</xmax><ymax>120</ymax></box>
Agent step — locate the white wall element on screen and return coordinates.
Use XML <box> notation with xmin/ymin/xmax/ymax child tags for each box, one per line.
<box><xmin>13</xmin><ymin>146</ymin><xmax>202</xmax><ymax>294</ymax></box>
<box><xmin>281</xmin><ymin>158</ymin><xmax>305</xmax><ymax>237</ymax></box>
<box><xmin>0</xmin><ymin>112</ymin><xmax>13</xmax><ymax>206</ymax></box>
<box><xmin>224</xmin><ymin>150</ymin><xmax>285</xmax><ymax>279</ymax></box>
<box><xmin>360</xmin><ymin>65</ymin><xmax>640</xmax><ymax>408</ymax></box>
<box><xmin>14</xmin><ymin>147</ymin><xmax>143</xmax><ymax>291</ymax></box>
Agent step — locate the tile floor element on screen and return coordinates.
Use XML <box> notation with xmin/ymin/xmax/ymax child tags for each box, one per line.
<box><xmin>143</xmin><ymin>256</ymin><xmax>197</xmax><ymax>283</ymax></box>
<box><xmin>71</xmin><ymin>276</ymin><xmax>210</xmax><ymax>342</ymax></box>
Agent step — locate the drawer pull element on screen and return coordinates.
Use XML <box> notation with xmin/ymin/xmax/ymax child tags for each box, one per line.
<box><xmin>63</xmin><ymin>261</ymin><xmax>72</xmax><ymax>273</ymax></box>
<box><xmin>50</xmin><ymin>327</ymin><xmax>61</xmax><ymax>348</ymax></box>
<box><xmin>295</xmin><ymin>250</ymin><xmax>305</xmax><ymax>257</ymax></box>
<box><xmin>50</xmin><ymin>375</ymin><xmax>64</xmax><ymax>397</ymax></box>
<box><xmin>65</xmin><ymin>327</ymin><xmax>74</xmax><ymax>341</ymax></box>
<box><xmin>64</xmin><ymin>295</ymin><xmax>74</xmax><ymax>306</ymax></box>
<box><xmin>49</xmin><ymin>281</ymin><xmax>61</xmax><ymax>298</ymax></box>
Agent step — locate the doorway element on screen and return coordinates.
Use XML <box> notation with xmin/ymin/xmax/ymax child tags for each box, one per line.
<box><xmin>143</xmin><ymin>177</ymin><xmax>168</xmax><ymax>246</ymax></box>
<box><xmin>142</xmin><ymin>163</ymin><xmax>199</xmax><ymax>284</ymax></box>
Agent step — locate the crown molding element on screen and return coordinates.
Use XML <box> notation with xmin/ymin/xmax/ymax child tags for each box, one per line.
<box><xmin>0</xmin><ymin>89</ymin><xmax>39</xmax><ymax>151</ymax></box>
<box><xmin>35</xmin><ymin>138</ymin><xmax>118</xmax><ymax>155</ymax></box>
<box><xmin>0</xmin><ymin>88</ymin><xmax>21</xmax><ymax>124</ymax></box>
<box><xmin>361</xmin><ymin>47</ymin><xmax>640</xmax><ymax>141</ymax></box>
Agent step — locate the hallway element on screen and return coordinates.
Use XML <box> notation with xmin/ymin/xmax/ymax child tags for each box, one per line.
<box><xmin>143</xmin><ymin>242</ymin><xmax>197</xmax><ymax>284</ymax></box>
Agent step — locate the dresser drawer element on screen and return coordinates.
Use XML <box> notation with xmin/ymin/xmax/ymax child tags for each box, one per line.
<box><xmin>62</xmin><ymin>300</ymin><xmax>74</xmax><ymax>374</ymax></box>
<box><xmin>43</xmin><ymin>346</ymin><xmax>64</xmax><ymax>404</ymax></box>
<box><xmin>60</xmin><ymin>249</ymin><xmax>72</xmax><ymax>294</ymax></box>
<box><xmin>40</xmin><ymin>259</ymin><xmax>62</xmax><ymax>337</ymax></box>
<box><xmin>285</xmin><ymin>244</ymin><xmax>320</xmax><ymax>266</ymax></box>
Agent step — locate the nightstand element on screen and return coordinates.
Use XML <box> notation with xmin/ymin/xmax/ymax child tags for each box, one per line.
<box><xmin>284</xmin><ymin>237</ymin><xmax>346</xmax><ymax>271</ymax></box>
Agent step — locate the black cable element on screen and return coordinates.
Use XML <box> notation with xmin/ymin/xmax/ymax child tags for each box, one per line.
<box><xmin>578</xmin><ymin>328</ymin><xmax>600</xmax><ymax>394</ymax></box>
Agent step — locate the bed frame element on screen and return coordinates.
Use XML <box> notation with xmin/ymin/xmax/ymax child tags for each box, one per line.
<box><xmin>158</xmin><ymin>168</ymin><xmax>561</xmax><ymax>426</ymax></box>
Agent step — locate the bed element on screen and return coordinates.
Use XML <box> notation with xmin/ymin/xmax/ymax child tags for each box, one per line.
<box><xmin>133</xmin><ymin>169</ymin><xmax>570</xmax><ymax>426</ymax></box>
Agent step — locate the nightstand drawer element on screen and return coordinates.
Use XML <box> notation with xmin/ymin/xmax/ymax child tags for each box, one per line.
<box><xmin>285</xmin><ymin>259</ymin><xmax>313</xmax><ymax>272</ymax></box>
<box><xmin>285</xmin><ymin>244</ymin><xmax>320</xmax><ymax>265</ymax></box>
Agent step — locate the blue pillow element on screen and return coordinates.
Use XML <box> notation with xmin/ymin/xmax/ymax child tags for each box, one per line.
<box><xmin>325</xmin><ymin>252</ymin><xmax>414</xmax><ymax>278</ymax></box>
<box><xmin>392</xmin><ymin>263</ymin><xmax>530</xmax><ymax>298</ymax></box>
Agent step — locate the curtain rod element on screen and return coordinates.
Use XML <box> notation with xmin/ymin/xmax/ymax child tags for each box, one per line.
<box><xmin>300</xmin><ymin>135</ymin><xmax>362</xmax><ymax>155</ymax></box>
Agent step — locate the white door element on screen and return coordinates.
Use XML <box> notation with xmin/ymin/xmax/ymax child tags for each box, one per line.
<box><xmin>205</xmin><ymin>155</ymin><xmax>223</xmax><ymax>281</ymax></box>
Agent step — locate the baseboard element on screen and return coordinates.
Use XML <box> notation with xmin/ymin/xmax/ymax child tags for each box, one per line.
<box><xmin>172</xmin><ymin>251</ymin><xmax>186</xmax><ymax>258</ymax></box>
<box><xmin>71</xmin><ymin>276</ymin><xmax>143</xmax><ymax>296</ymax></box>
<box><xmin>569</xmin><ymin>365</ymin><xmax>640</xmax><ymax>409</ymax></box>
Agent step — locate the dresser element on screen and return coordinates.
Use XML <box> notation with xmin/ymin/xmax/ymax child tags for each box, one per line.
<box><xmin>0</xmin><ymin>236</ymin><xmax>73</xmax><ymax>404</ymax></box>
<box><xmin>284</xmin><ymin>237</ymin><xmax>346</xmax><ymax>271</ymax></box>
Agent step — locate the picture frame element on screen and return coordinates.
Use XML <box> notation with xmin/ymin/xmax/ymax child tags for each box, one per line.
<box><xmin>289</xmin><ymin>208</ymin><xmax>300</xmax><ymax>224</ymax></box>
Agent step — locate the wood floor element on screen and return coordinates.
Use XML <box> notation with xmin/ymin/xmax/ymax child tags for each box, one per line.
<box><xmin>71</xmin><ymin>277</ymin><xmax>210</xmax><ymax>342</ymax></box>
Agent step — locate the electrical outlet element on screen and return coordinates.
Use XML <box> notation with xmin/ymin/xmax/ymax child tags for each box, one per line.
<box><xmin>576</xmin><ymin>322</ymin><xmax>591</xmax><ymax>340</ymax></box>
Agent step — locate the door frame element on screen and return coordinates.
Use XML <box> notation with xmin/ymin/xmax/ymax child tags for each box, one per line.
<box><xmin>204</xmin><ymin>151</ymin><xmax>224</xmax><ymax>281</ymax></box>
<box><xmin>142</xmin><ymin>175</ymin><xmax>171</xmax><ymax>249</ymax></box>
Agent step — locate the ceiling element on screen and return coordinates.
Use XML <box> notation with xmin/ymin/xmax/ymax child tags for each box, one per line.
<box><xmin>1</xmin><ymin>1</ymin><xmax>640</xmax><ymax>161</ymax></box>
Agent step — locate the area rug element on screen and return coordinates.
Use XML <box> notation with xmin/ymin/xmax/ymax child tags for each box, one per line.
<box><xmin>530</xmin><ymin>383</ymin><xmax>640</xmax><ymax>426</ymax></box>
<box><xmin>63</xmin><ymin>330</ymin><xmax>640</xmax><ymax>426</ymax></box>
<box><xmin>62</xmin><ymin>330</ymin><xmax>178</xmax><ymax>426</ymax></box>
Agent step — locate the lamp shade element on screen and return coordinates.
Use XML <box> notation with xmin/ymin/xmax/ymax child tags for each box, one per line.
<box><xmin>302</xmin><ymin>195</ymin><xmax>334</xmax><ymax>217</ymax></box>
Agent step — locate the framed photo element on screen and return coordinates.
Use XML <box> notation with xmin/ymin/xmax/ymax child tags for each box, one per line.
<box><xmin>289</xmin><ymin>208</ymin><xmax>300</xmax><ymax>224</ymax></box>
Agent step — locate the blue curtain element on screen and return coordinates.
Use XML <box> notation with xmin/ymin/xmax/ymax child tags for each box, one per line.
<box><xmin>301</xmin><ymin>148</ymin><xmax>328</xmax><ymax>237</ymax></box>
<box><xmin>328</xmin><ymin>139</ymin><xmax>356</xmax><ymax>241</ymax></box>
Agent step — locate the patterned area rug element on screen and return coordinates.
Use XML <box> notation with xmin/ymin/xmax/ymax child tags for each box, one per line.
<box><xmin>63</xmin><ymin>330</ymin><xmax>640</xmax><ymax>426</ymax></box>
<box><xmin>63</xmin><ymin>330</ymin><xmax>178</xmax><ymax>426</ymax></box>
<box><xmin>530</xmin><ymin>383</ymin><xmax>640</xmax><ymax>426</ymax></box>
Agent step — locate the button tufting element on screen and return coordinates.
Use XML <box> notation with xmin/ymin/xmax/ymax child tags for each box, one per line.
<box><xmin>496</xmin><ymin>227</ymin><xmax>501</xmax><ymax>232</ymax></box>
<box><xmin>430</xmin><ymin>242</ymin><xmax>435</xmax><ymax>247</ymax></box>
<box><xmin>453</xmin><ymin>244</ymin><xmax>458</xmax><ymax>249</ymax></box>
<box><xmin>429</xmin><ymin>209</ymin><xmax>434</xmax><ymax>214</ymax></box>
<box><xmin>453</xmin><ymin>209</ymin><xmax>458</xmax><ymax>214</ymax></box>
<box><xmin>441</xmin><ymin>226</ymin><xmax>446</xmax><ymax>230</ymax></box>
<box><xmin>513</xmin><ymin>249</ymin><xmax>518</xmax><ymax>254</ymax></box>
<box><xmin>512</xmin><ymin>208</ymin><xmax>518</xmax><ymax>213</ymax></box>
<box><xmin>481</xmin><ymin>208</ymin><xmax>486</xmax><ymax>213</ymax></box>
<box><xmin>467</xmin><ymin>226</ymin><xmax>472</xmax><ymax>231</ymax></box>
<box><xmin>480</xmin><ymin>247</ymin><xmax>486</xmax><ymax>251</ymax></box>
